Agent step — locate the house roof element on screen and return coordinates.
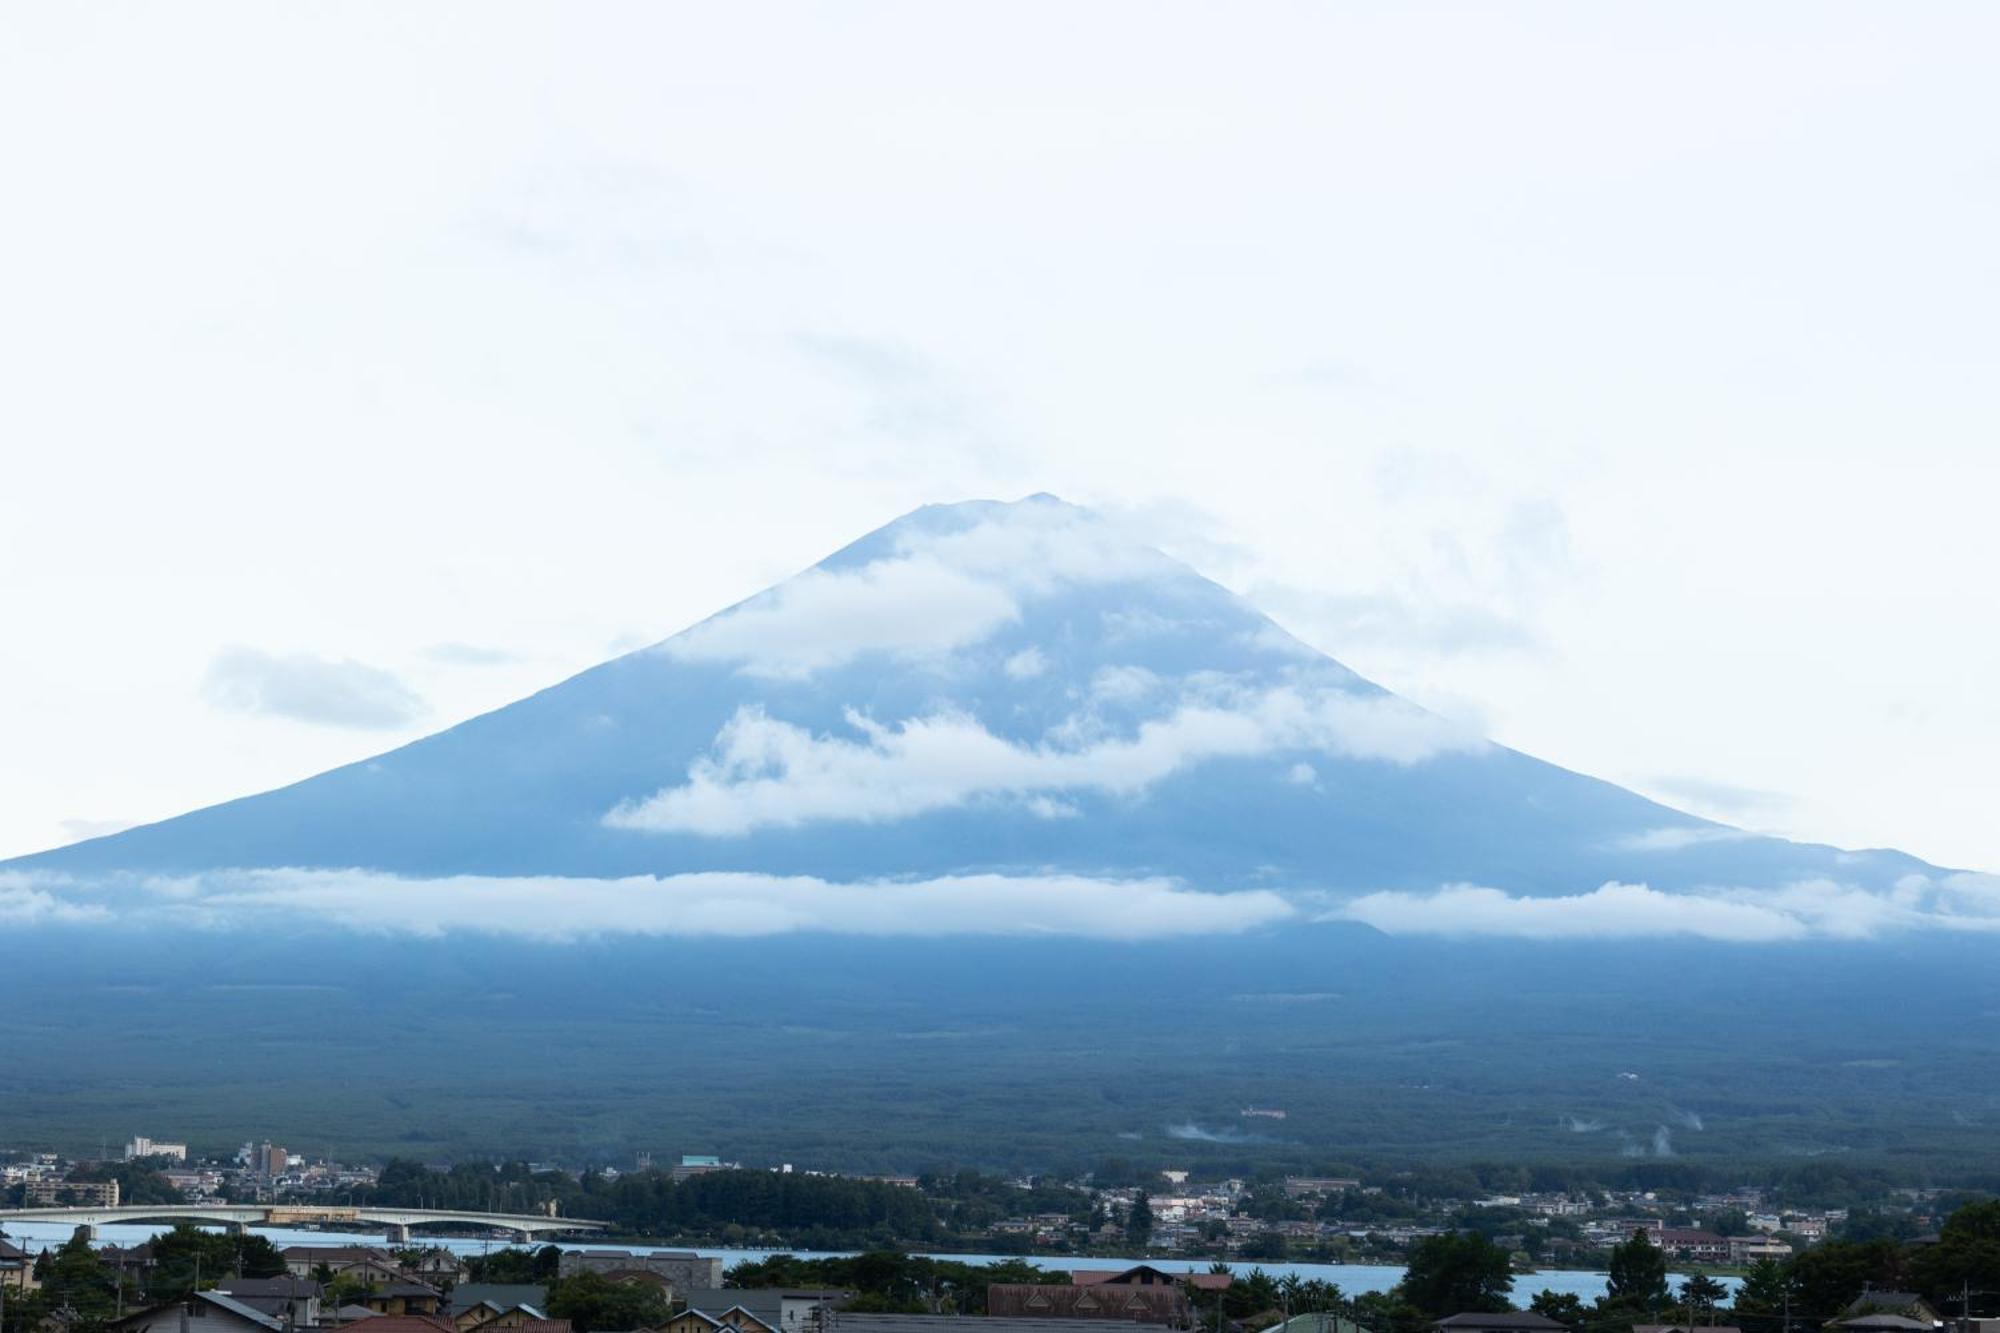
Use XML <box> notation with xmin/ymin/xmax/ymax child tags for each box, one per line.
<box><xmin>675</xmin><ymin>1309</ymin><xmax>776</xmax><ymax>1333</ymax></box>
<box><xmin>1835</xmin><ymin>1319</ymin><xmax>1932</xmax><ymax>1332</ymax></box>
<box><xmin>1072</xmin><ymin>1266</ymin><xmax>1231</xmax><ymax>1290</ymax></box>
<box><xmin>200</xmin><ymin>1292</ymin><xmax>288</xmax><ymax>1332</ymax></box>
<box><xmin>1847</xmin><ymin>1296</ymin><xmax>1929</xmax><ymax>1315</ymax></box>
<box><xmin>451</xmin><ymin>1286</ymin><xmax>552</xmax><ymax>1317</ymax></box>
<box><xmin>832</xmin><ymin>1318</ymin><xmax>1132</xmax><ymax>1333</ymax></box>
<box><xmin>1433</xmin><ymin>1316</ymin><xmax>1569</xmax><ymax>1331</ymax></box>
<box><xmin>110</xmin><ymin>1295</ymin><xmax>282</xmax><ymax>1333</ymax></box>
<box><xmin>1258</xmin><ymin>1314</ymin><xmax>1370</xmax><ymax>1333</ymax></box>
<box><xmin>677</xmin><ymin>1289</ymin><xmax>850</xmax><ymax>1322</ymax></box>
<box><xmin>341</xmin><ymin>1317</ymin><xmax>455</xmax><ymax>1333</ymax></box>
<box><xmin>214</xmin><ymin>1277</ymin><xmax>323</xmax><ymax>1299</ymax></box>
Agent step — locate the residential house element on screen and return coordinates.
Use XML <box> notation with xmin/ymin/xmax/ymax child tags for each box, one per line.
<box><xmin>828</xmin><ymin>1317</ymin><xmax>1175</xmax><ymax>1333</ymax></box>
<box><xmin>1259</xmin><ymin>1314</ymin><xmax>1373</xmax><ymax>1333</ymax></box>
<box><xmin>1072</xmin><ymin>1266</ymin><xmax>1231</xmax><ymax>1292</ymax></box>
<box><xmin>449</xmin><ymin>1286</ymin><xmax>551</xmax><ymax>1332</ymax></box>
<box><xmin>1430</xmin><ymin>1315</ymin><xmax>1570</xmax><ymax>1333</ymax></box>
<box><xmin>284</xmin><ymin>1247</ymin><xmax>398</xmax><ymax>1280</ymax></box>
<box><xmin>1841</xmin><ymin>1295</ymin><xmax>1942</xmax><ymax>1326</ymax></box>
<box><xmin>677</xmin><ymin>1288</ymin><xmax>853</xmax><ymax>1333</ymax></box>
<box><xmin>212</xmin><ymin>1275</ymin><xmax>325</xmax><ymax>1326</ymax></box>
<box><xmin>459</xmin><ymin>1305</ymin><xmax>553</xmax><ymax>1333</ymax></box>
<box><xmin>1832</xmin><ymin>1304</ymin><xmax>1936</xmax><ymax>1328</ymax></box>
<box><xmin>559</xmin><ymin>1250</ymin><xmax>721</xmax><ymax>1291</ymax></box>
<box><xmin>110</xmin><ymin>1292</ymin><xmax>283</xmax><ymax>1333</ymax></box>
<box><xmin>989</xmin><ymin>1266</ymin><xmax>1225</xmax><ymax>1325</ymax></box>
<box><xmin>332</xmin><ymin>1318</ymin><xmax>457</xmax><ymax>1333</ymax></box>
<box><xmin>356</xmin><ymin>1282</ymin><xmax>447</xmax><ymax>1317</ymax></box>
<box><xmin>403</xmin><ymin>1249</ymin><xmax>470</xmax><ymax>1288</ymax></box>
<box><xmin>659</xmin><ymin>1307</ymin><xmax>777</xmax><ymax>1333</ymax></box>
<box><xmin>1</xmin><ymin>1239</ymin><xmax>40</xmax><ymax>1293</ymax></box>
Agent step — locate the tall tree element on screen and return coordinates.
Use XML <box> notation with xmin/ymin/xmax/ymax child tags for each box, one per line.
<box><xmin>1397</xmin><ymin>1231</ymin><xmax>1514</xmax><ymax>1317</ymax></box>
<box><xmin>1605</xmin><ymin>1230</ymin><xmax>1670</xmax><ymax>1309</ymax></box>
<box><xmin>1681</xmin><ymin>1274</ymin><xmax>1730</xmax><ymax>1322</ymax></box>
<box><xmin>1125</xmin><ymin>1194</ymin><xmax>1154</xmax><ymax>1247</ymax></box>
<box><xmin>1530</xmin><ymin>1290</ymin><xmax>1586</xmax><ymax>1328</ymax></box>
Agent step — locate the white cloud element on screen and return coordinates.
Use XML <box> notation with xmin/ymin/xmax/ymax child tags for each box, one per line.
<box><xmin>1337</xmin><ymin>874</ymin><xmax>2000</xmax><ymax>942</ymax></box>
<box><xmin>0</xmin><ymin>875</ymin><xmax>111</xmax><ymax>925</ymax></box>
<box><xmin>1287</xmin><ymin>762</ymin><xmax>1318</xmax><ymax>786</ymax></box>
<box><xmin>605</xmin><ymin>684</ymin><xmax>1481</xmax><ymax>836</ymax></box>
<box><xmin>663</xmin><ymin>555</ymin><xmax>1018</xmax><ymax>679</ymax></box>
<box><xmin>661</xmin><ymin>500</ymin><xmax>1182</xmax><ymax>679</ymax></box>
<box><xmin>423</xmin><ymin>642</ymin><xmax>521</xmax><ymax>666</ymax></box>
<box><xmin>1089</xmin><ymin>664</ymin><xmax>1162</xmax><ymax>704</ymax></box>
<box><xmin>77</xmin><ymin>868</ymin><xmax>1294</xmax><ymax>941</ymax></box>
<box><xmin>200</xmin><ymin>647</ymin><xmax>426</xmax><ymax>729</ymax></box>
<box><xmin>59</xmin><ymin>817</ymin><xmax>137</xmax><ymax>844</ymax></box>
<box><xmin>1613</xmin><ymin>825</ymin><xmax>1759</xmax><ymax>851</ymax></box>
<box><xmin>1003</xmin><ymin>646</ymin><xmax>1048</xmax><ymax>679</ymax></box>
<box><xmin>1341</xmin><ymin>881</ymin><xmax>1809</xmax><ymax>942</ymax></box>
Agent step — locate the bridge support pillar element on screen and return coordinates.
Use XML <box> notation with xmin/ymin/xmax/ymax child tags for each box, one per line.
<box><xmin>223</xmin><ymin>1222</ymin><xmax>247</xmax><ymax>1236</ymax></box>
<box><xmin>385</xmin><ymin>1223</ymin><xmax>411</xmax><ymax>1244</ymax></box>
<box><xmin>510</xmin><ymin>1229</ymin><xmax>533</xmax><ymax>1244</ymax></box>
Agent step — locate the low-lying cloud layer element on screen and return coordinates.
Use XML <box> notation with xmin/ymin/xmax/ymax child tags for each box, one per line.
<box><xmin>605</xmin><ymin>683</ymin><xmax>1481</xmax><ymax>836</ymax></box>
<box><xmin>201</xmin><ymin>646</ymin><xmax>427</xmax><ymax>729</ymax></box>
<box><xmin>3</xmin><ymin>868</ymin><xmax>1291</xmax><ymax>942</ymax></box>
<box><xmin>1337</xmin><ymin>874</ymin><xmax>2000</xmax><ymax>941</ymax></box>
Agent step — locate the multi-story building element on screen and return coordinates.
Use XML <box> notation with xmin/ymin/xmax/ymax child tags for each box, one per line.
<box><xmin>25</xmin><ymin>1178</ymin><xmax>120</xmax><ymax>1207</ymax></box>
<box><xmin>125</xmin><ymin>1136</ymin><xmax>188</xmax><ymax>1162</ymax></box>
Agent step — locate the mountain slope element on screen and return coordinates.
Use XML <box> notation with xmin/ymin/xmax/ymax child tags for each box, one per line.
<box><xmin>5</xmin><ymin>495</ymin><xmax>1934</xmax><ymax>901</ymax></box>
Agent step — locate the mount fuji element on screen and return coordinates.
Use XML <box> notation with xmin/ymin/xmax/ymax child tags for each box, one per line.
<box><xmin>5</xmin><ymin>495</ymin><xmax>1997</xmax><ymax>1168</ymax></box>
<box><xmin>5</xmin><ymin>495</ymin><xmax>1952</xmax><ymax>926</ymax></box>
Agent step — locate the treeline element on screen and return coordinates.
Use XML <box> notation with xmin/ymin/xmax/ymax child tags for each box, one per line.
<box><xmin>358</xmin><ymin>1160</ymin><xmax>942</xmax><ymax>1245</ymax></box>
<box><xmin>725</xmin><ymin>1253</ymin><xmax>1071</xmax><ymax>1314</ymax></box>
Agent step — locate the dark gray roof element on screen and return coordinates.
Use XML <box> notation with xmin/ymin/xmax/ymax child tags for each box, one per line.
<box><xmin>214</xmin><ymin>1277</ymin><xmax>323</xmax><ymax>1299</ymax></box>
<box><xmin>198</xmin><ymin>1292</ymin><xmax>287</xmax><ymax>1332</ymax></box>
<box><xmin>679</xmin><ymin>1290</ymin><xmax>850</xmax><ymax>1322</ymax></box>
<box><xmin>1836</xmin><ymin>1319</ymin><xmax>1931</xmax><ymax>1332</ymax></box>
<box><xmin>452</xmin><ymin>1285</ymin><xmax>552</xmax><ymax>1317</ymax></box>
<box><xmin>828</xmin><ymin>1319</ymin><xmax>1134</xmax><ymax>1333</ymax></box>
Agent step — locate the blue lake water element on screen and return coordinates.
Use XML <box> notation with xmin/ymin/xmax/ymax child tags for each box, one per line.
<box><xmin>0</xmin><ymin>1221</ymin><xmax>1740</xmax><ymax>1308</ymax></box>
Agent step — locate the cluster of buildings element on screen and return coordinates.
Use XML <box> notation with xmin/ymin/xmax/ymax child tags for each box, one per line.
<box><xmin>2</xmin><ymin>1137</ymin><xmax>384</xmax><ymax>1210</ymax></box>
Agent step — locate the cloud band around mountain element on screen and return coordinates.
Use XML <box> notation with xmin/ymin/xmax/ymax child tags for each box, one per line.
<box><xmin>1335</xmin><ymin>874</ymin><xmax>2000</xmax><ymax>942</ymax></box>
<box><xmin>0</xmin><ymin>868</ymin><xmax>1292</xmax><ymax>942</ymax></box>
<box><xmin>603</xmin><ymin>683</ymin><xmax>1482</xmax><ymax>836</ymax></box>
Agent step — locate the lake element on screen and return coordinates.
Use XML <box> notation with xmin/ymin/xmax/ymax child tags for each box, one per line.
<box><xmin>0</xmin><ymin>1220</ymin><xmax>1740</xmax><ymax>1307</ymax></box>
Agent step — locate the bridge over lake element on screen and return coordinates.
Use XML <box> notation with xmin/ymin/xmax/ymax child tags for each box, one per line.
<box><xmin>0</xmin><ymin>1203</ymin><xmax>610</xmax><ymax>1243</ymax></box>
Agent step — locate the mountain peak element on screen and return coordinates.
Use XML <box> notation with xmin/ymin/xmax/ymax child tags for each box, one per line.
<box><xmin>7</xmin><ymin>495</ymin><xmax>1943</xmax><ymax>944</ymax></box>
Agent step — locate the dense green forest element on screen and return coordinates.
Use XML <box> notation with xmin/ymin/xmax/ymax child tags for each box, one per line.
<box><xmin>5</xmin><ymin>928</ymin><xmax>1999</xmax><ymax>1176</ymax></box>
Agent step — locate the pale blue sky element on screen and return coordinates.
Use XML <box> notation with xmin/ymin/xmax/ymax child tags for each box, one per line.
<box><xmin>2</xmin><ymin>2</ymin><xmax>1996</xmax><ymax>870</ymax></box>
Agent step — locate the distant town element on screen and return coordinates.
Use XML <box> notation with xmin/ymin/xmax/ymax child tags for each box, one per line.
<box><xmin>4</xmin><ymin>1136</ymin><xmax>1998</xmax><ymax>1333</ymax></box>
